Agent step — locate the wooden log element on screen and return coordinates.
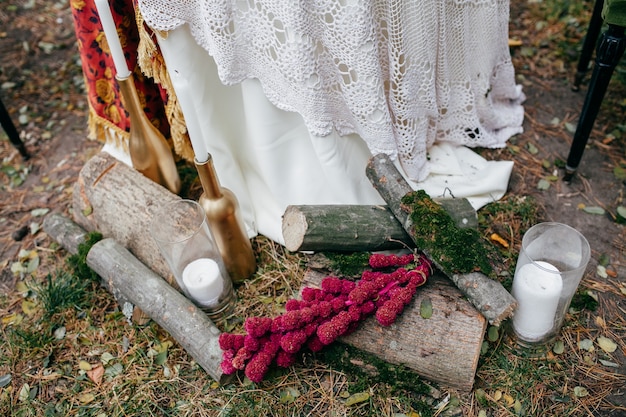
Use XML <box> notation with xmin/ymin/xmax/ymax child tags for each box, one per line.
<box><xmin>42</xmin><ymin>212</ymin><xmax>151</xmax><ymax>324</ymax></box>
<box><xmin>365</xmin><ymin>154</ymin><xmax>516</xmax><ymax>326</ymax></box>
<box><xmin>43</xmin><ymin>212</ymin><xmax>89</xmax><ymax>255</ymax></box>
<box><xmin>302</xmin><ymin>269</ymin><xmax>486</xmax><ymax>391</ymax></box>
<box><xmin>282</xmin><ymin>204</ymin><xmax>413</xmax><ymax>252</ymax></box>
<box><xmin>282</xmin><ymin>200</ymin><xmax>478</xmax><ymax>253</ymax></box>
<box><xmin>72</xmin><ymin>151</ymin><xmax>178</xmax><ymax>285</ymax></box>
<box><xmin>43</xmin><ymin>214</ymin><xmax>228</xmax><ymax>383</ymax></box>
<box><xmin>87</xmin><ymin>238</ymin><xmax>227</xmax><ymax>383</ymax></box>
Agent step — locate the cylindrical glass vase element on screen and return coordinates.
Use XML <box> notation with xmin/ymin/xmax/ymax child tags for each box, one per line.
<box><xmin>511</xmin><ymin>222</ymin><xmax>590</xmax><ymax>346</ymax></box>
<box><xmin>150</xmin><ymin>199</ymin><xmax>236</xmax><ymax>321</ymax></box>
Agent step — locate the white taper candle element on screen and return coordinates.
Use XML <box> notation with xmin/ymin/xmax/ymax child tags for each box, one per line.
<box><xmin>172</xmin><ymin>70</ymin><xmax>209</xmax><ymax>162</ymax></box>
<box><xmin>94</xmin><ymin>0</ymin><xmax>132</xmax><ymax>78</ymax></box>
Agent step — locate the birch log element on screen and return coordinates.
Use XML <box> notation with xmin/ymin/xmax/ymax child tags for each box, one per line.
<box><xmin>365</xmin><ymin>154</ymin><xmax>517</xmax><ymax>325</ymax></box>
<box><xmin>43</xmin><ymin>213</ymin><xmax>228</xmax><ymax>383</ymax></box>
<box><xmin>87</xmin><ymin>238</ymin><xmax>226</xmax><ymax>383</ymax></box>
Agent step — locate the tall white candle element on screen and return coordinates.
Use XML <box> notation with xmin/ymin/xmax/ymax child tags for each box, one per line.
<box><xmin>94</xmin><ymin>0</ymin><xmax>131</xmax><ymax>78</ymax></box>
<box><xmin>511</xmin><ymin>261</ymin><xmax>562</xmax><ymax>341</ymax></box>
<box><xmin>172</xmin><ymin>70</ymin><xmax>209</xmax><ymax>162</ymax></box>
<box><xmin>182</xmin><ymin>258</ymin><xmax>224</xmax><ymax>307</ymax></box>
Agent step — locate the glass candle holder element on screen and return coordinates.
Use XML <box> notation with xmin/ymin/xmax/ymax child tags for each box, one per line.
<box><xmin>511</xmin><ymin>222</ymin><xmax>590</xmax><ymax>346</ymax></box>
<box><xmin>150</xmin><ymin>199</ymin><xmax>236</xmax><ymax>322</ymax></box>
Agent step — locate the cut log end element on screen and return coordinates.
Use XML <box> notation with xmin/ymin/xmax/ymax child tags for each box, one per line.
<box><xmin>282</xmin><ymin>206</ymin><xmax>308</xmax><ymax>252</ymax></box>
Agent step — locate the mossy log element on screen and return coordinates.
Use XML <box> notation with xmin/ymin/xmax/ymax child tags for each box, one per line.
<box><xmin>282</xmin><ymin>200</ymin><xmax>477</xmax><ymax>253</ymax></box>
<box><xmin>302</xmin><ymin>268</ymin><xmax>486</xmax><ymax>391</ymax></box>
<box><xmin>282</xmin><ymin>204</ymin><xmax>413</xmax><ymax>252</ymax></box>
<box><xmin>365</xmin><ymin>154</ymin><xmax>517</xmax><ymax>325</ymax></box>
<box><xmin>43</xmin><ymin>213</ymin><xmax>228</xmax><ymax>384</ymax></box>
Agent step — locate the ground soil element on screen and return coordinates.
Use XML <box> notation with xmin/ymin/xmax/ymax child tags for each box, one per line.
<box><xmin>1</xmin><ymin>0</ymin><xmax>625</xmax><ymax>415</ymax></box>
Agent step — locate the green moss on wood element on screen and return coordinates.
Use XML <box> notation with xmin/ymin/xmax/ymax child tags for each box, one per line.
<box><xmin>401</xmin><ymin>190</ymin><xmax>500</xmax><ymax>277</ymax></box>
<box><xmin>324</xmin><ymin>252</ymin><xmax>371</xmax><ymax>278</ymax></box>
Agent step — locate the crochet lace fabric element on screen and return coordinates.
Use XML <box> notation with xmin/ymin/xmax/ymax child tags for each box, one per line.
<box><xmin>138</xmin><ymin>0</ymin><xmax>524</xmax><ymax>181</ymax></box>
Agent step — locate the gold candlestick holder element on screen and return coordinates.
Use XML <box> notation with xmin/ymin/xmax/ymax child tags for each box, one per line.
<box><xmin>195</xmin><ymin>155</ymin><xmax>256</xmax><ymax>284</ymax></box>
<box><xmin>117</xmin><ymin>75</ymin><xmax>181</xmax><ymax>194</ymax></box>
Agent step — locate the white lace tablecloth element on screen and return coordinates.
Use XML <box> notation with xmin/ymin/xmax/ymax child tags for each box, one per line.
<box><xmin>139</xmin><ymin>0</ymin><xmax>524</xmax><ymax>182</ymax></box>
<box><xmin>133</xmin><ymin>0</ymin><xmax>524</xmax><ymax>244</ymax></box>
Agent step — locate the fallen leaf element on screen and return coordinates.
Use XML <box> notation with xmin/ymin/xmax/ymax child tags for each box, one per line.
<box><xmin>420</xmin><ymin>298</ymin><xmax>433</xmax><ymax>319</ymax></box>
<box><xmin>104</xmin><ymin>363</ymin><xmax>123</xmax><ymax>379</ymax></box>
<box><xmin>616</xmin><ymin>206</ymin><xmax>626</xmax><ymax>224</ymax></box>
<box><xmin>18</xmin><ymin>383</ymin><xmax>30</xmax><ymax>402</ymax></box>
<box><xmin>279</xmin><ymin>387</ymin><xmax>300</xmax><ymax>404</ymax></box>
<box><xmin>599</xmin><ymin>359</ymin><xmax>619</xmax><ymax>367</ymax></box>
<box><xmin>596</xmin><ymin>265</ymin><xmax>608</xmax><ymax>279</ymax></box>
<box><xmin>578</xmin><ymin>339</ymin><xmax>594</xmax><ymax>351</ymax></box>
<box><xmin>53</xmin><ymin>327</ymin><xmax>66</xmax><ymax>340</ymax></box>
<box><xmin>21</xmin><ymin>299</ymin><xmax>38</xmax><ymax>316</ymax></box>
<box><xmin>553</xmin><ymin>340</ymin><xmax>565</xmax><ymax>355</ymax></box>
<box><xmin>573</xmin><ymin>386</ymin><xmax>589</xmax><ymax>397</ymax></box>
<box><xmin>87</xmin><ymin>364</ymin><xmax>105</xmax><ymax>385</ymax></box>
<box><xmin>100</xmin><ymin>352</ymin><xmax>115</xmax><ymax>365</ymax></box>
<box><xmin>502</xmin><ymin>393</ymin><xmax>515</xmax><ymax>407</ymax></box>
<box><xmin>345</xmin><ymin>391</ymin><xmax>370</xmax><ymax>406</ymax></box>
<box><xmin>490</xmin><ymin>233</ymin><xmax>509</xmax><ymax>248</ymax></box>
<box><xmin>30</xmin><ymin>208</ymin><xmax>49</xmax><ymax>217</ymax></box>
<box><xmin>29</xmin><ymin>222</ymin><xmax>40</xmax><ymax>235</ymax></box>
<box><xmin>597</xmin><ymin>336</ymin><xmax>618</xmax><ymax>353</ymax></box>
<box><xmin>582</xmin><ymin>206</ymin><xmax>605</xmax><ymax>215</ymax></box>
<box><xmin>155</xmin><ymin>350</ymin><xmax>168</xmax><ymax>366</ymax></box>
<box><xmin>2</xmin><ymin>313</ymin><xmax>23</xmax><ymax>326</ymax></box>
<box><xmin>79</xmin><ymin>361</ymin><xmax>92</xmax><ymax>371</ymax></box>
<box><xmin>15</xmin><ymin>281</ymin><xmax>29</xmax><ymax>294</ymax></box>
<box><xmin>0</xmin><ymin>374</ymin><xmax>11</xmax><ymax>388</ymax></box>
<box><xmin>487</xmin><ymin>326</ymin><xmax>499</xmax><ymax>342</ymax></box>
<box><xmin>537</xmin><ymin>179</ymin><xmax>550</xmax><ymax>190</ymax></box>
<box><xmin>527</xmin><ymin>143</ymin><xmax>539</xmax><ymax>154</ymax></box>
<box><xmin>79</xmin><ymin>393</ymin><xmax>95</xmax><ymax>404</ymax></box>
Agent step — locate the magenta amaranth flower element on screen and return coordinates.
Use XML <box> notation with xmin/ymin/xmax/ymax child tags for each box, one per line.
<box><xmin>280</xmin><ymin>329</ymin><xmax>308</xmax><ymax>354</ymax></box>
<box><xmin>275</xmin><ymin>350</ymin><xmax>297</xmax><ymax>368</ymax></box>
<box><xmin>244</xmin><ymin>316</ymin><xmax>273</xmax><ymax>338</ymax></box>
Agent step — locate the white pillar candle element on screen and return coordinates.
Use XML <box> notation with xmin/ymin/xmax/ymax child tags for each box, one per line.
<box><xmin>94</xmin><ymin>0</ymin><xmax>132</xmax><ymax>78</ymax></box>
<box><xmin>182</xmin><ymin>258</ymin><xmax>224</xmax><ymax>307</ymax></box>
<box><xmin>171</xmin><ymin>70</ymin><xmax>209</xmax><ymax>163</ymax></box>
<box><xmin>511</xmin><ymin>261</ymin><xmax>562</xmax><ymax>341</ymax></box>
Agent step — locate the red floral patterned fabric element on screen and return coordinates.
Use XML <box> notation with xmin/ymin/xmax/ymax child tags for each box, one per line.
<box><xmin>70</xmin><ymin>0</ymin><xmax>170</xmax><ymax>140</ymax></box>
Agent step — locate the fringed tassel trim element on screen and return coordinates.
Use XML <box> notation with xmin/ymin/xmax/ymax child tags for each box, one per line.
<box><xmin>135</xmin><ymin>5</ymin><xmax>195</xmax><ymax>163</ymax></box>
<box><xmin>87</xmin><ymin>105</ymin><xmax>130</xmax><ymax>153</ymax></box>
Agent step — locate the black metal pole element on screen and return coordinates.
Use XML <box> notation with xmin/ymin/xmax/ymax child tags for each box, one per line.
<box><xmin>565</xmin><ymin>24</ymin><xmax>625</xmax><ymax>181</ymax></box>
<box><xmin>0</xmin><ymin>96</ymin><xmax>30</xmax><ymax>160</ymax></box>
